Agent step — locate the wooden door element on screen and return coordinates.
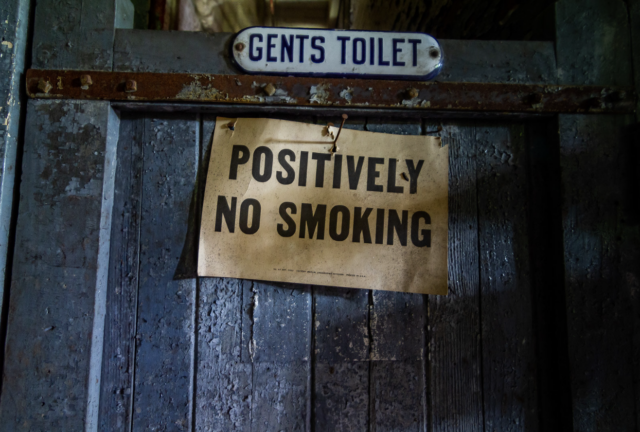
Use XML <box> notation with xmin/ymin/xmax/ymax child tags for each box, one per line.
<box><xmin>0</xmin><ymin>0</ymin><xmax>638</xmax><ymax>430</ymax></box>
<box><xmin>89</xmin><ymin>112</ymin><xmax>565</xmax><ymax>431</ymax></box>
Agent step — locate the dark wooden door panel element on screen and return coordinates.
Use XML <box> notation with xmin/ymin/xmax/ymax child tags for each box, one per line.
<box><xmin>0</xmin><ymin>100</ymin><xmax>113</xmax><ymax>432</ymax></box>
<box><xmin>559</xmin><ymin>114</ymin><xmax>638</xmax><ymax>432</ymax></box>
<box><xmin>99</xmin><ymin>115</ymin><xmax>144</xmax><ymax>431</ymax></box>
<box><xmin>475</xmin><ymin>124</ymin><xmax>538</xmax><ymax>431</ymax></box>
<box><xmin>196</xmin><ymin>277</ymin><xmax>252</xmax><ymax>431</ymax></box>
<box><xmin>99</xmin><ymin>114</ymin><xmax>552</xmax><ymax>432</ymax></box>
<box><xmin>132</xmin><ymin>115</ymin><xmax>199</xmax><ymax>430</ymax></box>
<box><xmin>429</xmin><ymin>123</ymin><xmax>483</xmax><ymax>432</ymax></box>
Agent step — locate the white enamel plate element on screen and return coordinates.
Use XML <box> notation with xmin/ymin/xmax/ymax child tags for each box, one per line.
<box><xmin>231</xmin><ymin>27</ymin><xmax>443</xmax><ymax>81</ymax></box>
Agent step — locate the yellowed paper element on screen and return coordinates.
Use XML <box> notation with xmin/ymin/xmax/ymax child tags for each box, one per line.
<box><xmin>198</xmin><ymin>117</ymin><xmax>448</xmax><ymax>295</ymax></box>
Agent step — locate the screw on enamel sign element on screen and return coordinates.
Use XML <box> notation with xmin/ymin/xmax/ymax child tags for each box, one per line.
<box><xmin>231</xmin><ymin>27</ymin><xmax>443</xmax><ymax>80</ymax></box>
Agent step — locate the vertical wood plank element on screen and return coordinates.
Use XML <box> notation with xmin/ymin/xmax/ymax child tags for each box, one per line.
<box><xmin>428</xmin><ymin>122</ymin><xmax>483</xmax><ymax>432</ymax></box>
<box><xmin>131</xmin><ymin>115</ymin><xmax>198</xmax><ymax>431</ymax></box>
<box><xmin>557</xmin><ymin>0</ymin><xmax>638</xmax><ymax>429</ymax></box>
<box><xmin>365</xmin><ymin>118</ymin><xmax>426</xmax><ymax>432</ymax></box>
<box><xmin>556</xmin><ymin>0</ymin><xmax>633</xmax><ymax>87</ymax></box>
<box><xmin>251</xmin><ymin>361</ymin><xmax>310</xmax><ymax>431</ymax></box>
<box><xmin>242</xmin><ymin>282</ymin><xmax>312</xmax><ymax>364</ymax></box>
<box><xmin>557</xmin><ymin>114</ymin><xmax>638</xmax><ymax>431</ymax></box>
<box><xmin>0</xmin><ymin>100</ymin><xmax>110</xmax><ymax>431</ymax></box>
<box><xmin>370</xmin><ymin>291</ymin><xmax>424</xmax><ymax>362</ymax></box>
<box><xmin>195</xmin><ymin>116</ymin><xmax>253</xmax><ymax>431</ymax></box>
<box><xmin>244</xmin><ymin>282</ymin><xmax>311</xmax><ymax>431</ymax></box>
<box><xmin>314</xmin><ymin>362</ymin><xmax>369</xmax><ymax>432</ymax></box>
<box><xmin>313</xmin><ymin>284</ymin><xmax>370</xmax><ymax>431</ymax></box>
<box><xmin>476</xmin><ymin>124</ymin><xmax>538</xmax><ymax>431</ymax></box>
<box><xmin>370</xmin><ymin>361</ymin><xmax>425</xmax><ymax>432</ymax></box>
<box><xmin>312</xmin><ymin>117</ymin><xmax>370</xmax><ymax>431</ymax></box>
<box><xmin>32</xmin><ymin>0</ymin><xmax>117</xmax><ymax>70</ymax></box>
<box><xmin>196</xmin><ymin>278</ymin><xmax>252</xmax><ymax>431</ymax></box>
<box><xmin>238</xmin><ymin>273</ymin><xmax>313</xmax><ymax>431</ymax></box>
<box><xmin>99</xmin><ymin>115</ymin><xmax>144</xmax><ymax>431</ymax></box>
<box><xmin>313</xmin><ymin>286</ymin><xmax>370</xmax><ymax>363</ymax></box>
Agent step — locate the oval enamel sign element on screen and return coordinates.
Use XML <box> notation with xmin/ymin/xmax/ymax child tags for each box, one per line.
<box><xmin>231</xmin><ymin>27</ymin><xmax>443</xmax><ymax>81</ymax></box>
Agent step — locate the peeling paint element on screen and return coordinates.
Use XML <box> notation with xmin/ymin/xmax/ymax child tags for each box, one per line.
<box><xmin>339</xmin><ymin>87</ymin><xmax>353</xmax><ymax>103</ymax></box>
<box><xmin>401</xmin><ymin>97</ymin><xmax>420</xmax><ymax>107</ymax></box>
<box><xmin>177</xmin><ymin>80</ymin><xmax>228</xmax><ymax>101</ymax></box>
<box><xmin>310</xmin><ymin>83</ymin><xmax>331</xmax><ymax>105</ymax></box>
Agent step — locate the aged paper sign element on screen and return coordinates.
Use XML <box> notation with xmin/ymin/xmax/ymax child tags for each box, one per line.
<box><xmin>198</xmin><ymin>117</ymin><xmax>448</xmax><ymax>295</ymax></box>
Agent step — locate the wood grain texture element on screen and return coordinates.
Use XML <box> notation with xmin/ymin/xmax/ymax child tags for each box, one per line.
<box><xmin>239</xmin><ymin>279</ymin><xmax>312</xmax><ymax>431</ymax></box>
<box><xmin>314</xmin><ymin>362</ymin><xmax>369</xmax><ymax>431</ymax></box>
<box><xmin>114</xmin><ymin>29</ymin><xmax>233</xmax><ymax>74</ymax></box>
<box><xmin>32</xmin><ymin>0</ymin><xmax>117</xmax><ymax>70</ymax></box>
<box><xmin>476</xmin><ymin>124</ymin><xmax>538</xmax><ymax>431</ymax></box>
<box><xmin>370</xmin><ymin>291</ymin><xmax>424</xmax><ymax>361</ymax></box>
<box><xmin>557</xmin><ymin>1</ymin><xmax>639</xmax><ymax>429</ymax></box>
<box><xmin>196</xmin><ymin>278</ymin><xmax>252</xmax><ymax>431</ymax></box>
<box><xmin>428</xmin><ymin>122</ymin><xmax>483</xmax><ymax>432</ymax></box>
<box><xmin>242</xmin><ymin>282</ymin><xmax>312</xmax><ymax>363</ymax></box>
<box><xmin>251</xmin><ymin>362</ymin><xmax>310</xmax><ymax>431</ymax></box>
<box><xmin>195</xmin><ymin>116</ymin><xmax>253</xmax><ymax>431</ymax></box>
<box><xmin>313</xmin><ymin>286</ymin><xmax>370</xmax><ymax>363</ymax></box>
<box><xmin>558</xmin><ymin>114</ymin><xmax>638</xmax><ymax>432</ymax></box>
<box><xmin>98</xmin><ymin>115</ymin><xmax>144</xmax><ymax>431</ymax></box>
<box><xmin>437</xmin><ymin>40</ymin><xmax>557</xmax><ymax>84</ymax></box>
<box><xmin>0</xmin><ymin>100</ymin><xmax>110</xmax><ymax>431</ymax></box>
<box><xmin>556</xmin><ymin>0</ymin><xmax>633</xmax><ymax>87</ymax></box>
<box><xmin>131</xmin><ymin>115</ymin><xmax>198</xmax><ymax>431</ymax></box>
<box><xmin>370</xmin><ymin>361</ymin><xmax>425</xmax><ymax>432</ymax></box>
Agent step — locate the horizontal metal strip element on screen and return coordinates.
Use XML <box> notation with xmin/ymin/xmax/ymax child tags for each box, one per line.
<box><xmin>110</xmin><ymin>102</ymin><xmax>551</xmax><ymax>119</ymax></box>
<box><xmin>27</xmin><ymin>69</ymin><xmax>636</xmax><ymax>114</ymax></box>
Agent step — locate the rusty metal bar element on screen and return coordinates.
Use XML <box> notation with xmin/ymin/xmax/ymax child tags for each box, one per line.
<box><xmin>27</xmin><ymin>69</ymin><xmax>636</xmax><ymax>114</ymax></box>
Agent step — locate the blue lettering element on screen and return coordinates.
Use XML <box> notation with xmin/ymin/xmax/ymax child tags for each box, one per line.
<box><xmin>266</xmin><ymin>34</ymin><xmax>277</xmax><ymax>62</ymax></box>
<box><xmin>249</xmin><ymin>34</ymin><xmax>263</xmax><ymax>61</ymax></box>
<box><xmin>311</xmin><ymin>36</ymin><xmax>325</xmax><ymax>63</ymax></box>
<box><xmin>392</xmin><ymin>38</ymin><xmax>405</xmax><ymax>66</ymax></box>
<box><xmin>353</xmin><ymin>38</ymin><xmax>366</xmax><ymax>65</ymax></box>
<box><xmin>369</xmin><ymin>37</ymin><xmax>375</xmax><ymax>65</ymax></box>
<box><xmin>378</xmin><ymin>38</ymin><xmax>389</xmax><ymax>66</ymax></box>
<box><xmin>281</xmin><ymin>34</ymin><xmax>294</xmax><ymax>62</ymax></box>
<box><xmin>408</xmin><ymin>39</ymin><xmax>421</xmax><ymax>67</ymax></box>
<box><xmin>295</xmin><ymin>35</ymin><xmax>309</xmax><ymax>62</ymax></box>
<box><xmin>337</xmin><ymin>36</ymin><xmax>350</xmax><ymax>65</ymax></box>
